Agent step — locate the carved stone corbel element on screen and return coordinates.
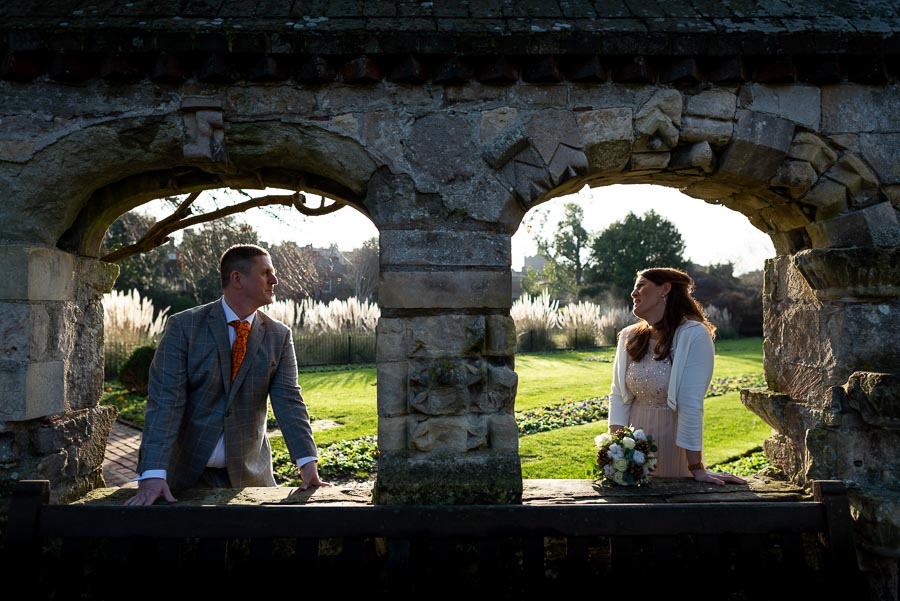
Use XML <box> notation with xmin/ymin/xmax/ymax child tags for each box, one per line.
<box><xmin>181</xmin><ymin>96</ymin><xmax>228</xmax><ymax>163</ymax></box>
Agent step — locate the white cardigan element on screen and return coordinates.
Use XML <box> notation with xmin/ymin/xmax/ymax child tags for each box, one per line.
<box><xmin>607</xmin><ymin>319</ymin><xmax>715</xmax><ymax>451</ymax></box>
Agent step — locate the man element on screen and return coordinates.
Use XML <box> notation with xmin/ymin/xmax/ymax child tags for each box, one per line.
<box><xmin>126</xmin><ymin>244</ymin><xmax>329</xmax><ymax>505</ymax></box>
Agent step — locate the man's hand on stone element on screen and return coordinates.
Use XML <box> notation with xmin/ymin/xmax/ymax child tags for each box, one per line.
<box><xmin>299</xmin><ymin>461</ymin><xmax>332</xmax><ymax>490</ymax></box>
<box><xmin>124</xmin><ymin>478</ymin><xmax>178</xmax><ymax>506</ymax></box>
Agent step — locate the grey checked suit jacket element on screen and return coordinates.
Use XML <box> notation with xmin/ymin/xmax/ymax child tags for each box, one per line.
<box><xmin>136</xmin><ymin>298</ymin><xmax>317</xmax><ymax>489</ymax></box>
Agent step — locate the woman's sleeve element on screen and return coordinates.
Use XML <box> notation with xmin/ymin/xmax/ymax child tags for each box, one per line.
<box><xmin>675</xmin><ymin>327</ymin><xmax>714</xmax><ymax>451</ymax></box>
<box><xmin>608</xmin><ymin>328</ymin><xmax>632</xmax><ymax>427</ymax></box>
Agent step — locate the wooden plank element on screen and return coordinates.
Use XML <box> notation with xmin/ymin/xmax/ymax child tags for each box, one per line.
<box><xmin>5</xmin><ymin>480</ymin><xmax>50</xmax><ymax>551</ymax></box>
<box><xmin>35</xmin><ymin>502</ymin><xmax>828</xmax><ymax>539</ymax></box>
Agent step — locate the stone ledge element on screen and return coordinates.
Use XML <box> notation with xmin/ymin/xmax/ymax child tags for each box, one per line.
<box><xmin>72</xmin><ymin>476</ymin><xmax>806</xmax><ymax>506</ymax></box>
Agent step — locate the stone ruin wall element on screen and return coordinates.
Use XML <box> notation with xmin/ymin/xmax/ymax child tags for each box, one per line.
<box><xmin>0</xmin><ymin>2</ymin><xmax>898</xmax><ymax>595</ymax></box>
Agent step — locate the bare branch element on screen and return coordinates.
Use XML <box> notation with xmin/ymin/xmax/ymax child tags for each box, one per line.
<box><xmin>293</xmin><ymin>194</ymin><xmax>345</xmax><ymax>216</ymax></box>
<box><xmin>101</xmin><ymin>191</ymin><xmax>345</xmax><ymax>263</ymax></box>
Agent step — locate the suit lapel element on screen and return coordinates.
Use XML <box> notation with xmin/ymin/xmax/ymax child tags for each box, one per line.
<box><xmin>208</xmin><ymin>300</ymin><xmax>233</xmax><ymax>394</ymax></box>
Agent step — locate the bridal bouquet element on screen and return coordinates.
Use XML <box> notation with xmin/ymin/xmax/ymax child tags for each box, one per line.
<box><xmin>595</xmin><ymin>426</ymin><xmax>657</xmax><ymax>486</ymax></box>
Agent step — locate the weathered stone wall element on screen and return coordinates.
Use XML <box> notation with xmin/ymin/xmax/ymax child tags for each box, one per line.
<box><xmin>0</xmin><ymin>65</ymin><xmax>898</xmax><ymax>601</ymax></box>
<box><xmin>0</xmin><ymin>250</ymin><xmax>118</xmax><ymax>502</ymax></box>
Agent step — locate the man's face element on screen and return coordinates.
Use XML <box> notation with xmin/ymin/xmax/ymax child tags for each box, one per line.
<box><xmin>238</xmin><ymin>254</ymin><xmax>278</xmax><ymax>310</ymax></box>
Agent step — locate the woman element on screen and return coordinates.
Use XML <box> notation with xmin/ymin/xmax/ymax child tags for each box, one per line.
<box><xmin>608</xmin><ymin>267</ymin><xmax>745</xmax><ymax>485</ymax></box>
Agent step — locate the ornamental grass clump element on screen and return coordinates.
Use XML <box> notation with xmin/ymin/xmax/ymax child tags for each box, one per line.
<box><xmin>558</xmin><ymin>301</ymin><xmax>602</xmax><ymax>349</ymax></box>
<box><xmin>268</xmin><ymin>296</ymin><xmax>380</xmax><ymax>334</ymax></box>
<box><xmin>705</xmin><ymin>304</ymin><xmax>738</xmax><ymax>339</ymax></box>
<box><xmin>511</xmin><ymin>290</ymin><xmax>559</xmax><ymax>352</ymax></box>
<box><xmin>597</xmin><ymin>306</ymin><xmax>637</xmax><ymax>345</ymax></box>
<box><xmin>102</xmin><ymin>289</ymin><xmax>170</xmax><ymax>349</ymax></box>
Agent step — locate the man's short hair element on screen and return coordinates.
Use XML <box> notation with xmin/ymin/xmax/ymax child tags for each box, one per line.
<box><xmin>220</xmin><ymin>244</ymin><xmax>270</xmax><ymax>289</ymax></box>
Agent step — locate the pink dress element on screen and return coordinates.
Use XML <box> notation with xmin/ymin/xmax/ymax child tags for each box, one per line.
<box><xmin>624</xmin><ymin>345</ymin><xmax>692</xmax><ymax>479</ymax></box>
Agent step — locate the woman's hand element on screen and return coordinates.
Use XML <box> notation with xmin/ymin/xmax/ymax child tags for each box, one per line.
<box><xmin>691</xmin><ymin>467</ymin><xmax>746</xmax><ymax>485</ymax></box>
<box><xmin>608</xmin><ymin>425</ymin><xmax>625</xmax><ymax>435</ymax></box>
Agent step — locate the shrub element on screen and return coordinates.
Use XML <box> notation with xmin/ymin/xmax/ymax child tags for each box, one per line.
<box><xmin>511</xmin><ymin>290</ymin><xmax>559</xmax><ymax>352</ymax></box>
<box><xmin>118</xmin><ymin>344</ymin><xmax>157</xmax><ymax>395</ymax></box>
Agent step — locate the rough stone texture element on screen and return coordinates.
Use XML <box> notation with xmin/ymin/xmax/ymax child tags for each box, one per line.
<box><xmin>849</xmin><ymin>487</ymin><xmax>900</xmax><ymax>561</ymax></box>
<box><xmin>0</xmin><ymin>12</ymin><xmax>898</xmax><ymax>590</ymax></box>
<box><xmin>480</xmin><ymin>107</ymin><xmax>519</xmax><ymax>145</ymax></box>
<box><xmin>718</xmin><ymin>110</ymin><xmax>795</xmax><ymax>184</ymax></box>
<box><xmin>788</xmin><ymin>132</ymin><xmax>837</xmax><ymax>175</ymax></box>
<box><xmin>633</xmin><ymin>89</ymin><xmax>682</xmax><ymax>152</ymax></box>
<box><xmin>738</xmin><ymin>84</ymin><xmax>821</xmax><ymax>130</ymax></box>
<box><xmin>860</xmin><ymin>133</ymin><xmax>900</xmax><ymax>185</ymax></box>
<box><xmin>821</xmin><ymin>84</ymin><xmax>900</xmax><ymax>135</ymax></box>
<box><xmin>379</xmin><ymin>271</ymin><xmax>511</xmax><ymax>310</ymax></box>
<box><xmin>799</xmin><ymin>177</ymin><xmax>849</xmax><ymax>222</ymax></box>
<box><xmin>792</xmin><ymin>247</ymin><xmax>900</xmax><ymax>301</ymax></box>
<box><xmin>408</xmin><ymin>415</ymin><xmax>488</xmax><ymax>452</ymax></box>
<box><xmin>374</xmin><ymin>452</ymin><xmax>523</xmax><ymax>504</ymax></box>
<box><xmin>0</xmin><ymin>406</ymin><xmax>116</xmax><ymax>503</ymax></box>
<box><xmin>806</xmin><ymin>202</ymin><xmax>900</xmax><ymax>249</ymax></box>
<box><xmin>380</xmin><ymin>230</ymin><xmax>510</xmax><ymax>268</ymax></box>
<box><xmin>0</xmin><ymin>246</ymin><xmax>75</xmax><ymax>302</ymax></box>
<box><xmin>670</xmin><ymin>141</ymin><xmax>714</xmax><ymax>173</ymax></box>
<box><xmin>770</xmin><ymin>160</ymin><xmax>818</xmax><ymax>199</ymax></box>
<box><xmin>376</xmin><ymin>416</ymin><xmax>407</xmax><ymax>452</ymax></box>
<box><xmin>408</xmin><ymin>358</ymin><xmax>517</xmax><ymax>417</ymax></box>
<box><xmin>679</xmin><ymin>115</ymin><xmax>733</xmax><ymax>146</ymax></box>
<box><xmin>843</xmin><ymin>372</ymin><xmax>900</xmax><ymax>429</ymax></box>
<box><xmin>375</xmin><ymin>362</ymin><xmax>408</xmax><ymax>417</ymax></box>
<box><xmin>741</xmin><ymin>388</ymin><xmax>792</xmax><ymax>432</ymax></box>
<box><xmin>68</xmin><ymin>258</ymin><xmax>119</xmax><ymax>412</ymax></box>
<box><xmin>576</xmin><ymin>107</ymin><xmax>633</xmax><ymax>173</ymax></box>
<box><xmin>685</xmin><ymin>88</ymin><xmax>737</xmax><ymax>122</ymax></box>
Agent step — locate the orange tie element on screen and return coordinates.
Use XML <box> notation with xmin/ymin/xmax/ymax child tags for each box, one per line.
<box><xmin>229</xmin><ymin>320</ymin><xmax>251</xmax><ymax>383</ymax></box>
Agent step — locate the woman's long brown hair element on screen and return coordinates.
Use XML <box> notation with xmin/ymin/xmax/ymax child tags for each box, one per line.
<box><xmin>625</xmin><ymin>267</ymin><xmax>716</xmax><ymax>362</ymax></box>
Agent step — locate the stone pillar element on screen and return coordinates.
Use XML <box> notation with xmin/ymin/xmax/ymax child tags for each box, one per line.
<box><xmin>0</xmin><ymin>245</ymin><xmax>118</xmax><ymax>503</ymax></box>
<box><xmin>373</xmin><ymin>229</ymin><xmax>522</xmax><ymax>504</ymax></box>
<box><xmin>745</xmin><ymin>246</ymin><xmax>899</xmax><ymax>598</ymax></box>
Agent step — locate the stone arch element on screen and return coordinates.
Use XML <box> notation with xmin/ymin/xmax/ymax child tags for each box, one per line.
<box><xmin>481</xmin><ymin>87</ymin><xmax>894</xmax><ymax>255</ymax></box>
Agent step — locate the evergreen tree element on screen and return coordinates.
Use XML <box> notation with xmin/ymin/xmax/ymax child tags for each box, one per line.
<box><xmin>586</xmin><ymin>210</ymin><xmax>687</xmax><ymax>299</ymax></box>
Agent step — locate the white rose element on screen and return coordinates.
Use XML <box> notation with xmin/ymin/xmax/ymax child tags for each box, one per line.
<box><xmin>622</xmin><ymin>437</ymin><xmax>635</xmax><ymax>449</ymax></box>
<box><xmin>613</xmin><ymin>457</ymin><xmax>628</xmax><ymax>472</ymax></box>
<box><xmin>595</xmin><ymin>433</ymin><xmax>611</xmax><ymax>447</ymax></box>
<box><xmin>613</xmin><ymin>471</ymin><xmax>626</xmax><ymax>485</ymax></box>
<box><xmin>633</xmin><ymin>429</ymin><xmax>647</xmax><ymax>441</ymax></box>
<box><xmin>632</xmin><ymin>450</ymin><xmax>645</xmax><ymax>465</ymax></box>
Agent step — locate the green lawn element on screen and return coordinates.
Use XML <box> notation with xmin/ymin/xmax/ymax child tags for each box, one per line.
<box><xmin>103</xmin><ymin>337</ymin><xmax>771</xmax><ymax>478</ymax></box>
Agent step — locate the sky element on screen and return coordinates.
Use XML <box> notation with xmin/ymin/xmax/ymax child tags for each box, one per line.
<box><xmin>142</xmin><ymin>183</ymin><xmax>775</xmax><ymax>276</ymax></box>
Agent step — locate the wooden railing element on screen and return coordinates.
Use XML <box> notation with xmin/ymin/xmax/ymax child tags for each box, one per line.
<box><xmin>3</xmin><ymin>480</ymin><xmax>862</xmax><ymax>599</ymax></box>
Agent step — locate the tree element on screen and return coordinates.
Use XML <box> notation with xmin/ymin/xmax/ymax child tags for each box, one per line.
<box><xmin>100</xmin><ymin>211</ymin><xmax>170</xmax><ymax>293</ymax></box>
<box><xmin>344</xmin><ymin>237</ymin><xmax>379</xmax><ymax>301</ymax></box>
<box><xmin>526</xmin><ymin>203</ymin><xmax>593</xmax><ymax>301</ymax></box>
<box><xmin>268</xmin><ymin>240</ymin><xmax>333</xmax><ymax>302</ymax></box>
<box><xmin>178</xmin><ymin>217</ymin><xmax>262</xmax><ymax>304</ymax></box>
<box><xmin>585</xmin><ymin>210</ymin><xmax>687</xmax><ymax>299</ymax></box>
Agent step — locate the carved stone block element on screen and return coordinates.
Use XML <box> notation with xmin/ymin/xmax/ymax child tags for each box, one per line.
<box><xmin>843</xmin><ymin>372</ymin><xmax>900</xmax><ymax>429</ymax></box>
<box><xmin>719</xmin><ymin>109</ymin><xmax>795</xmax><ymax>184</ymax></box>
<box><xmin>408</xmin><ymin>415</ymin><xmax>488</xmax><ymax>453</ymax></box>
<box><xmin>576</xmin><ymin>107</ymin><xmax>632</xmax><ymax>173</ymax></box>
